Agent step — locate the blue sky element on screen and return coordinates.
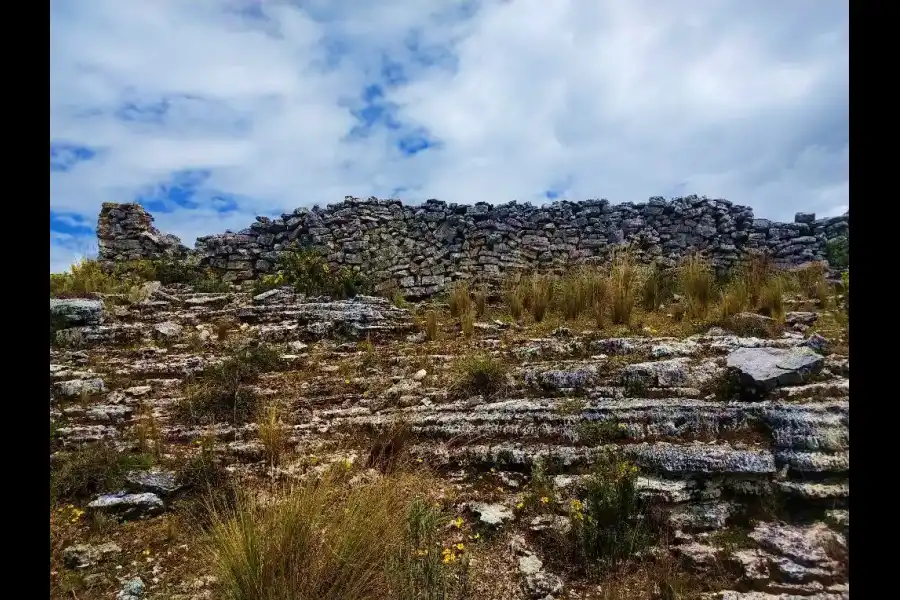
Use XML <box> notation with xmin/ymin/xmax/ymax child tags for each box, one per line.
<box><xmin>49</xmin><ymin>0</ymin><xmax>849</xmax><ymax>272</ymax></box>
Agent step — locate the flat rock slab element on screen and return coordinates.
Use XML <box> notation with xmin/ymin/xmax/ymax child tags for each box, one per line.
<box><xmin>624</xmin><ymin>442</ymin><xmax>776</xmax><ymax>475</ymax></box>
<box><xmin>726</xmin><ymin>347</ymin><xmax>824</xmax><ymax>398</ymax></box>
<box><xmin>63</xmin><ymin>542</ymin><xmax>121</xmax><ymax>569</ymax></box>
<box><xmin>125</xmin><ymin>469</ymin><xmax>181</xmax><ymax>496</ymax></box>
<box><xmin>50</xmin><ymin>299</ymin><xmax>105</xmax><ymax>327</ymax></box>
<box><xmin>88</xmin><ymin>492</ymin><xmax>164</xmax><ymax>520</ymax></box>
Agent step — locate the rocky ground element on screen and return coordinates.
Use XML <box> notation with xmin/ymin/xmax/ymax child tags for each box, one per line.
<box><xmin>49</xmin><ymin>284</ymin><xmax>849</xmax><ymax>600</ymax></box>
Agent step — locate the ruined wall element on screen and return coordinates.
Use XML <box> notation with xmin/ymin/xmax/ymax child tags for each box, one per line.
<box><xmin>96</xmin><ymin>196</ymin><xmax>849</xmax><ymax>297</ymax></box>
<box><xmin>97</xmin><ymin>203</ymin><xmax>188</xmax><ymax>267</ymax></box>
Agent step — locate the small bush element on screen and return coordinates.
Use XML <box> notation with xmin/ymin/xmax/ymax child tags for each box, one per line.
<box><xmin>568</xmin><ymin>454</ymin><xmax>654</xmax><ymax>575</ymax></box>
<box><xmin>50</xmin><ymin>259</ymin><xmax>124</xmax><ymax>297</ymax></box>
<box><xmin>176</xmin><ymin>345</ymin><xmax>282</xmax><ymax>424</ymax></box>
<box><xmin>203</xmin><ymin>471</ymin><xmax>467</xmax><ymax>600</ymax></box>
<box><xmin>609</xmin><ymin>252</ymin><xmax>638</xmax><ymax>325</ymax></box>
<box><xmin>826</xmin><ymin>236</ymin><xmax>849</xmax><ymax>269</ymax></box>
<box><xmin>678</xmin><ymin>254</ymin><xmax>715</xmax><ymax>320</ymax></box>
<box><xmin>424</xmin><ymin>310</ymin><xmax>439</xmax><ymax>341</ymax></box>
<box><xmin>448</xmin><ymin>281</ymin><xmax>472</xmax><ymax>318</ymax></box>
<box><xmin>450</xmin><ymin>354</ymin><xmax>508</xmax><ymax>399</ymax></box>
<box><xmin>260</xmin><ymin>247</ymin><xmax>370</xmax><ymax>299</ymax></box>
<box><xmin>51</xmin><ymin>444</ymin><xmax>154</xmax><ymax>502</ymax></box>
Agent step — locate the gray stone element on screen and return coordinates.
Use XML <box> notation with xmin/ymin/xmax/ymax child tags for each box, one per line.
<box><xmin>726</xmin><ymin>347</ymin><xmax>824</xmax><ymax>398</ymax></box>
<box><xmin>469</xmin><ymin>502</ymin><xmax>514</xmax><ymax>527</ymax></box>
<box><xmin>88</xmin><ymin>492</ymin><xmax>164</xmax><ymax>520</ymax></box>
<box><xmin>125</xmin><ymin>469</ymin><xmax>181</xmax><ymax>496</ymax></box>
<box><xmin>152</xmin><ymin>321</ymin><xmax>183</xmax><ymax>338</ymax></box>
<box><xmin>50</xmin><ymin>299</ymin><xmax>104</xmax><ymax>327</ymax></box>
<box><xmin>62</xmin><ymin>542</ymin><xmax>121</xmax><ymax>569</ymax></box>
<box><xmin>116</xmin><ymin>577</ymin><xmax>146</xmax><ymax>600</ymax></box>
<box><xmin>53</xmin><ymin>378</ymin><xmax>105</xmax><ymax>399</ymax></box>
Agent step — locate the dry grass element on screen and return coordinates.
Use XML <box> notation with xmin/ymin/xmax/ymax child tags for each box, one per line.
<box><xmin>51</xmin><ymin>443</ymin><xmax>154</xmax><ymax>502</ymax></box>
<box><xmin>50</xmin><ymin>258</ymin><xmax>125</xmax><ymax>297</ymax></box>
<box><xmin>529</xmin><ymin>275</ymin><xmax>553</xmax><ymax>323</ymax></box>
<box><xmin>609</xmin><ymin>252</ymin><xmax>638</xmax><ymax>325</ymax></box>
<box><xmin>473</xmin><ymin>288</ymin><xmax>487</xmax><ymax>317</ymax></box>
<box><xmin>424</xmin><ymin>310</ymin><xmax>439</xmax><ymax>341</ymax></box>
<box><xmin>448</xmin><ymin>281</ymin><xmax>472</xmax><ymax>318</ymax></box>
<box><xmin>640</xmin><ymin>262</ymin><xmax>671</xmax><ymax>312</ymax></box>
<box><xmin>678</xmin><ymin>254</ymin><xmax>715</xmax><ymax>320</ymax></box>
<box><xmin>504</xmin><ymin>284</ymin><xmax>524</xmax><ymax>321</ymax></box>
<box><xmin>135</xmin><ymin>402</ymin><xmax>164</xmax><ymax>459</ymax></box>
<box><xmin>202</xmin><ymin>470</ymin><xmax>467</xmax><ymax>600</ymax></box>
<box><xmin>460</xmin><ymin>308</ymin><xmax>476</xmax><ymax>338</ymax></box>
<box><xmin>257</xmin><ymin>404</ymin><xmax>289</xmax><ymax>466</ymax></box>
<box><xmin>757</xmin><ymin>276</ymin><xmax>786</xmax><ymax>319</ymax></box>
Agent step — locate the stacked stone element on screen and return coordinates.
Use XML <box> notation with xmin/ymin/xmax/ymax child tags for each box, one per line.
<box><xmin>96</xmin><ymin>203</ymin><xmax>188</xmax><ymax>268</ymax></box>
<box><xmin>100</xmin><ymin>196</ymin><xmax>851</xmax><ymax>297</ymax></box>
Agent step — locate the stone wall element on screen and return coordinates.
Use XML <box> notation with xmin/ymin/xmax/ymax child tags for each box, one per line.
<box><xmin>96</xmin><ymin>196</ymin><xmax>849</xmax><ymax>297</ymax></box>
<box><xmin>97</xmin><ymin>203</ymin><xmax>188</xmax><ymax>267</ymax></box>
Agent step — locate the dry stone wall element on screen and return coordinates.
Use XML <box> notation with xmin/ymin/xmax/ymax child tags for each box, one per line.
<box><xmin>96</xmin><ymin>196</ymin><xmax>849</xmax><ymax>297</ymax></box>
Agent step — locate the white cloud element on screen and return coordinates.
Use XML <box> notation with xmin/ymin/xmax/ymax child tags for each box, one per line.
<box><xmin>50</xmin><ymin>0</ymin><xmax>849</xmax><ymax>271</ymax></box>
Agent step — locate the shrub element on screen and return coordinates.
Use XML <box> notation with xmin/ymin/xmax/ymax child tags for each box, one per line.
<box><xmin>568</xmin><ymin>454</ymin><xmax>654</xmax><ymax>575</ymax></box>
<box><xmin>450</xmin><ymin>354</ymin><xmax>508</xmax><ymax>399</ymax></box>
<box><xmin>176</xmin><ymin>345</ymin><xmax>283</xmax><ymax>424</ymax></box>
<box><xmin>203</xmin><ymin>471</ymin><xmax>467</xmax><ymax>600</ymax></box>
<box><xmin>51</xmin><ymin>444</ymin><xmax>154</xmax><ymax>502</ymax></box>
<box><xmin>826</xmin><ymin>235</ymin><xmax>849</xmax><ymax>269</ymax></box>
<box><xmin>50</xmin><ymin>259</ymin><xmax>123</xmax><ymax>297</ymax></box>
<box><xmin>609</xmin><ymin>252</ymin><xmax>638</xmax><ymax>325</ymax></box>
<box><xmin>260</xmin><ymin>247</ymin><xmax>370</xmax><ymax>299</ymax></box>
<box><xmin>678</xmin><ymin>254</ymin><xmax>715</xmax><ymax>320</ymax></box>
<box><xmin>448</xmin><ymin>281</ymin><xmax>472</xmax><ymax>318</ymax></box>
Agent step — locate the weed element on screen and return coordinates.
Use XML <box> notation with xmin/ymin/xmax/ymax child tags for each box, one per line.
<box><xmin>51</xmin><ymin>444</ymin><xmax>154</xmax><ymax>502</ymax></box>
<box><xmin>556</xmin><ymin>398</ymin><xmax>587</xmax><ymax>416</ymax></box>
<box><xmin>392</xmin><ymin>289</ymin><xmax>409</xmax><ymax>309</ymax></box>
<box><xmin>678</xmin><ymin>254</ymin><xmax>715</xmax><ymax>320</ymax></box>
<box><xmin>450</xmin><ymin>354</ymin><xmax>508</xmax><ymax>399</ymax></box>
<box><xmin>364</xmin><ymin>420</ymin><xmax>414</xmax><ymax>474</ymax></box>
<box><xmin>793</xmin><ymin>262</ymin><xmax>829</xmax><ymax>301</ymax></box>
<box><xmin>135</xmin><ymin>403</ymin><xmax>164</xmax><ymax>459</ymax></box>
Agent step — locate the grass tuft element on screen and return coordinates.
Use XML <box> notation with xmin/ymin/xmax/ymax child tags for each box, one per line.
<box><xmin>450</xmin><ymin>354</ymin><xmax>508</xmax><ymax>399</ymax></box>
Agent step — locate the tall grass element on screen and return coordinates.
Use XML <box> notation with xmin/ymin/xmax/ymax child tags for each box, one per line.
<box><xmin>529</xmin><ymin>275</ymin><xmax>553</xmax><ymax>323</ymax></box>
<box><xmin>424</xmin><ymin>310</ymin><xmax>438</xmax><ymax>342</ymax></box>
<box><xmin>448</xmin><ymin>282</ymin><xmax>472</xmax><ymax>319</ymax></box>
<box><xmin>257</xmin><ymin>405</ymin><xmax>289</xmax><ymax>466</ymax></box>
<box><xmin>640</xmin><ymin>262</ymin><xmax>671</xmax><ymax>312</ymax></box>
<box><xmin>450</xmin><ymin>354</ymin><xmax>508</xmax><ymax>399</ymax></box>
<box><xmin>203</xmin><ymin>471</ymin><xmax>466</xmax><ymax>600</ymax></box>
<box><xmin>609</xmin><ymin>252</ymin><xmax>638</xmax><ymax>325</ymax></box>
<box><xmin>678</xmin><ymin>254</ymin><xmax>715</xmax><ymax>320</ymax></box>
<box><xmin>50</xmin><ymin>259</ymin><xmax>124</xmax><ymax>297</ymax></box>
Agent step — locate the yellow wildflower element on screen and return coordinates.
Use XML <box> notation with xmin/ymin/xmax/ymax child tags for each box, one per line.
<box><xmin>442</xmin><ymin>553</ymin><xmax>456</xmax><ymax>564</ymax></box>
<box><xmin>456</xmin><ymin>543</ymin><xmax>465</xmax><ymax>551</ymax></box>
<box><xmin>540</xmin><ymin>496</ymin><xmax>549</xmax><ymax>504</ymax></box>
<box><xmin>490</xmin><ymin>468</ymin><xmax>496</xmax><ymax>473</ymax></box>
<box><xmin>570</xmin><ymin>499</ymin><xmax>583</xmax><ymax>512</ymax></box>
<box><xmin>515</xmin><ymin>501</ymin><xmax>525</xmax><ymax>510</ymax></box>
<box><xmin>453</xmin><ymin>517</ymin><xmax>463</xmax><ymax>528</ymax></box>
<box><xmin>345</xmin><ymin>379</ymin><xmax>350</xmax><ymax>384</ymax></box>
<box><xmin>471</xmin><ymin>533</ymin><xmax>480</xmax><ymax>540</ymax></box>
<box><xmin>143</xmin><ymin>548</ymin><xmax>151</xmax><ymax>556</ymax></box>
<box><xmin>416</xmin><ymin>549</ymin><xmax>428</xmax><ymax>557</ymax></box>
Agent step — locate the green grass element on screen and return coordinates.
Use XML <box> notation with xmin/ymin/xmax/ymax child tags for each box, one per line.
<box><xmin>449</xmin><ymin>354</ymin><xmax>508</xmax><ymax>399</ymax></box>
<box><xmin>50</xmin><ymin>443</ymin><xmax>155</xmax><ymax>502</ymax></box>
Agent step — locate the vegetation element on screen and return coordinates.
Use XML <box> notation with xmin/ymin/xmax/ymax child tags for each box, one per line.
<box><xmin>176</xmin><ymin>345</ymin><xmax>283</xmax><ymax>424</ymax></box>
<box><xmin>254</xmin><ymin>246</ymin><xmax>370</xmax><ymax>298</ymax></box>
<box><xmin>450</xmin><ymin>354</ymin><xmax>508</xmax><ymax>399</ymax></box>
<box><xmin>257</xmin><ymin>404</ymin><xmax>289</xmax><ymax>466</ymax></box>
<box><xmin>50</xmin><ymin>443</ymin><xmax>154</xmax><ymax>502</ymax></box>
<box><xmin>202</xmin><ymin>471</ymin><xmax>468</xmax><ymax>600</ymax></box>
<box><xmin>50</xmin><ymin>257</ymin><xmax>229</xmax><ymax>298</ymax></box>
<box><xmin>825</xmin><ymin>235</ymin><xmax>849</xmax><ymax>269</ymax></box>
<box><xmin>568</xmin><ymin>454</ymin><xmax>655</xmax><ymax>576</ymax></box>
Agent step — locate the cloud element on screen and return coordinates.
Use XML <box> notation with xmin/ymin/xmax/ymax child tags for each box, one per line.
<box><xmin>50</xmin><ymin>0</ymin><xmax>848</xmax><ymax>272</ymax></box>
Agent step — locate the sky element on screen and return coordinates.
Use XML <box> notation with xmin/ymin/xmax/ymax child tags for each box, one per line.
<box><xmin>49</xmin><ymin>0</ymin><xmax>849</xmax><ymax>273</ymax></box>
